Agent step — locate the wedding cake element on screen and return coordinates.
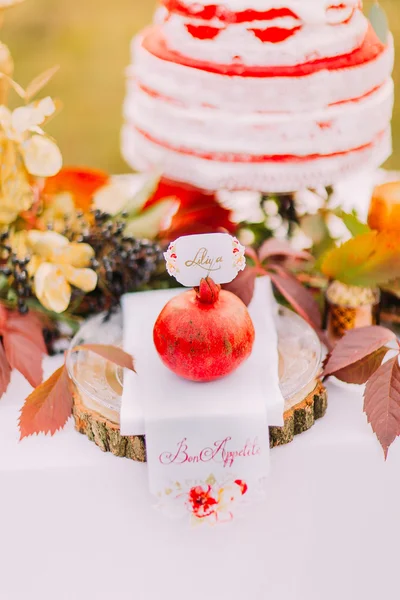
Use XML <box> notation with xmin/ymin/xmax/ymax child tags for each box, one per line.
<box><xmin>122</xmin><ymin>1</ymin><xmax>394</xmax><ymax>192</ymax></box>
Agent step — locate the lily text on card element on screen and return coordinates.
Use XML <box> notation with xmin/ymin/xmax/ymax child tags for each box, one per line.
<box><xmin>185</xmin><ymin>247</ymin><xmax>223</xmax><ymax>274</ymax></box>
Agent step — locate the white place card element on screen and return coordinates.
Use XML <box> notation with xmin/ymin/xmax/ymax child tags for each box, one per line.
<box><xmin>164</xmin><ymin>233</ymin><xmax>246</xmax><ymax>287</ymax></box>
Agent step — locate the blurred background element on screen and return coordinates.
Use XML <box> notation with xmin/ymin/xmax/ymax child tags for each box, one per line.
<box><xmin>2</xmin><ymin>0</ymin><xmax>398</xmax><ymax>174</ymax></box>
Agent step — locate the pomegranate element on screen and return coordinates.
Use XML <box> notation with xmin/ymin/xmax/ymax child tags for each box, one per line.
<box><xmin>153</xmin><ymin>277</ymin><xmax>255</xmax><ymax>382</ymax></box>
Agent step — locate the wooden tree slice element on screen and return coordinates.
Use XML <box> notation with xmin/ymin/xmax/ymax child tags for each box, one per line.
<box><xmin>269</xmin><ymin>381</ymin><xmax>327</xmax><ymax>448</ymax></box>
<box><xmin>72</xmin><ymin>381</ymin><xmax>327</xmax><ymax>461</ymax></box>
<box><xmin>72</xmin><ymin>392</ymin><xmax>146</xmax><ymax>462</ymax></box>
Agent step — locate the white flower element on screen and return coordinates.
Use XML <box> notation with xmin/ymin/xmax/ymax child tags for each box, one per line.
<box><xmin>22</xmin><ymin>134</ymin><xmax>62</xmax><ymax>177</ymax></box>
<box><xmin>217</xmin><ymin>190</ymin><xmax>264</xmax><ymax>223</ymax></box>
<box><xmin>0</xmin><ymin>97</ymin><xmax>56</xmax><ymax>142</ymax></box>
<box><xmin>11</xmin><ymin>97</ymin><xmax>56</xmax><ymax>135</ymax></box>
<box><xmin>13</xmin><ymin>230</ymin><xmax>98</xmax><ymax>313</ymax></box>
<box><xmin>0</xmin><ymin>97</ymin><xmax>62</xmax><ymax>179</ymax></box>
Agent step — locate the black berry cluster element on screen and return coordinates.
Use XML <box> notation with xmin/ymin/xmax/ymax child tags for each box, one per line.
<box><xmin>80</xmin><ymin>210</ymin><xmax>164</xmax><ymax>307</ymax></box>
<box><xmin>0</xmin><ymin>232</ymin><xmax>32</xmax><ymax>314</ymax></box>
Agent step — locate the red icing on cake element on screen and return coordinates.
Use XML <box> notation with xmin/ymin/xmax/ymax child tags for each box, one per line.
<box><xmin>134</xmin><ymin>125</ymin><xmax>385</xmax><ymax>164</ymax></box>
<box><xmin>162</xmin><ymin>1</ymin><xmax>301</xmax><ymax>24</ymax></box>
<box><xmin>142</xmin><ymin>25</ymin><xmax>385</xmax><ymax>78</ymax></box>
<box><xmin>249</xmin><ymin>26</ymin><xmax>302</xmax><ymax>44</ymax></box>
<box><xmin>185</xmin><ymin>24</ymin><xmax>222</xmax><ymax>40</ymax></box>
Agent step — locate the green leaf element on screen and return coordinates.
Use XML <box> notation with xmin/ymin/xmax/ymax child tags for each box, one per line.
<box><xmin>321</xmin><ymin>231</ymin><xmax>400</xmax><ymax>287</ymax></box>
<box><xmin>300</xmin><ymin>213</ymin><xmax>336</xmax><ymax>260</ymax></box>
<box><xmin>0</xmin><ymin>274</ymin><xmax>9</xmax><ymax>294</ymax></box>
<box><xmin>122</xmin><ymin>170</ymin><xmax>161</xmax><ymax>217</ymax></box>
<box><xmin>6</xmin><ymin>288</ymin><xmax>17</xmax><ymax>303</ymax></box>
<box><xmin>369</xmin><ymin>2</ymin><xmax>389</xmax><ymax>44</ymax></box>
<box><xmin>335</xmin><ymin>209</ymin><xmax>371</xmax><ymax>237</ymax></box>
<box><xmin>125</xmin><ymin>199</ymin><xmax>177</xmax><ymax>240</ymax></box>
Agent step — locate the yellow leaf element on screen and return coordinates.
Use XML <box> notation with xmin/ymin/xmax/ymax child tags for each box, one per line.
<box><xmin>24</xmin><ymin>66</ymin><xmax>60</xmax><ymax>102</ymax></box>
<box><xmin>321</xmin><ymin>231</ymin><xmax>400</xmax><ymax>287</ymax></box>
<box><xmin>125</xmin><ymin>199</ymin><xmax>178</xmax><ymax>240</ymax></box>
<box><xmin>0</xmin><ymin>74</ymin><xmax>25</xmax><ymax>99</ymax></box>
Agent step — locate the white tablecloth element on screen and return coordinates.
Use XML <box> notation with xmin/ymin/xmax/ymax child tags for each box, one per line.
<box><xmin>1</xmin><ymin>355</ymin><xmax>400</xmax><ymax>600</ymax></box>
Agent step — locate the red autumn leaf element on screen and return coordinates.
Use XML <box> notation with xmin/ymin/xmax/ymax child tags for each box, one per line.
<box><xmin>323</xmin><ymin>326</ymin><xmax>396</xmax><ymax>378</ymax></box>
<box><xmin>4</xmin><ymin>311</ymin><xmax>47</xmax><ymax>355</ymax></box>
<box><xmin>223</xmin><ymin>267</ymin><xmax>258</xmax><ymax>307</ymax></box>
<box><xmin>364</xmin><ymin>356</ymin><xmax>400</xmax><ymax>459</ymax></box>
<box><xmin>0</xmin><ymin>343</ymin><xmax>11</xmax><ymax>398</ymax></box>
<box><xmin>2</xmin><ymin>330</ymin><xmax>45</xmax><ymax>388</ymax></box>
<box><xmin>19</xmin><ymin>365</ymin><xmax>72</xmax><ymax>439</ymax></box>
<box><xmin>259</xmin><ymin>239</ymin><xmax>312</xmax><ymax>263</ymax></box>
<box><xmin>74</xmin><ymin>344</ymin><xmax>136</xmax><ymax>372</ymax></box>
<box><xmin>43</xmin><ymin>166</ymin><xmax>109</xmax><ymax>212</ymax></box>
<box><xmin>268</xmin><ymin>269</ymin><xmax>322</xmax><ymax>329</ymax></box>
<box><xmin>333</xmin><ymin>346</ymin><xmax>390</xmax><ymax>384</ymax></box>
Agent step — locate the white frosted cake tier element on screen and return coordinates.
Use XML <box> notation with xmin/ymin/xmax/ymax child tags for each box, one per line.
<box><xmin>122</xmin><ymin>125</ymin><xmax>391</xmax><ymax>193</ymax></box>
<box><xmin>125</xmin><ymin>77</ymin><xmax>393</xmax><ymax>157</ymax></box>
<box><xmin>157</xmin><ymin>1</ymin><xmax>368</xmax><ymax>66</ymax></box>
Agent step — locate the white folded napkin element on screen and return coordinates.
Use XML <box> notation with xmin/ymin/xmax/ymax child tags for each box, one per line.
<box><xmin>120</xmin><ymin>276</ymin><xmax>284</xmax><ymax>435</ymax></box>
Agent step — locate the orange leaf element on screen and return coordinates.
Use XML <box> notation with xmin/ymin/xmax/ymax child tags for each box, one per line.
<box><xmin>3</xmin><ymin>330</ymin><xmax>44</xmax><ymax>388</ymax></box>
<box><xmin>368</xmin><ymin>181</ymin><xmax>400</xmax><ymax>233</ymax></box>
<box><xmin>43</xmin><ymin>167</ymin><xmax>109</xmax><ymax>212</ymax></box>
<box><xmin>5</xmin><ymin>311</ymin><xmax>47</xmax><ymax>355</ymax></box>
<box><xmin>321</xmin><ymin>231</ymin><xmax>400</xmax><ymax>287</ymax></box>
<box><xmin>74</xmin><ymin>344</ymin><xmax>136</xmax><ymax>372</ymax></box>
<box><xmin>0</xmin><ymin>343</ymin><xmax>11</xmax><ymax>399</ymax></box>
<box><xmin>364</xmin><ymin>356</ymin><xmax>400</xmax><ymax>459</ymax></box>
<box><xmin>19</xmin><ymin>366</ymin><xmax>72</xmax><ymax>439</ymax></box>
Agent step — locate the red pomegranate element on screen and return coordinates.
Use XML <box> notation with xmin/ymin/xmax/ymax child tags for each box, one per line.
<box><xmin>153</xmin><ymin>278</ymin><xmax>255</xmax><ymax>382</ymax></box>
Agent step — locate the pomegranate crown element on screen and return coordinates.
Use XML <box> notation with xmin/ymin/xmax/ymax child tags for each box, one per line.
<box><xmin>195</xmin><ymin>277</ymin><xmax>221</xmax><ymax>304</ymax></box>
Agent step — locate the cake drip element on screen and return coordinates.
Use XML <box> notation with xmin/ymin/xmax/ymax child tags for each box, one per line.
<box><xmin>122</xmin><ymin>0</ymin><xmax>394</xmax><ymax>192</ymax></box>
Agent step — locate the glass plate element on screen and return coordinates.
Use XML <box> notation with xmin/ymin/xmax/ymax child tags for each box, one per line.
<box><xmin>66</xmin><ymin>306</ymin><xmax>322</xmax><ymax>425</ymax></box>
